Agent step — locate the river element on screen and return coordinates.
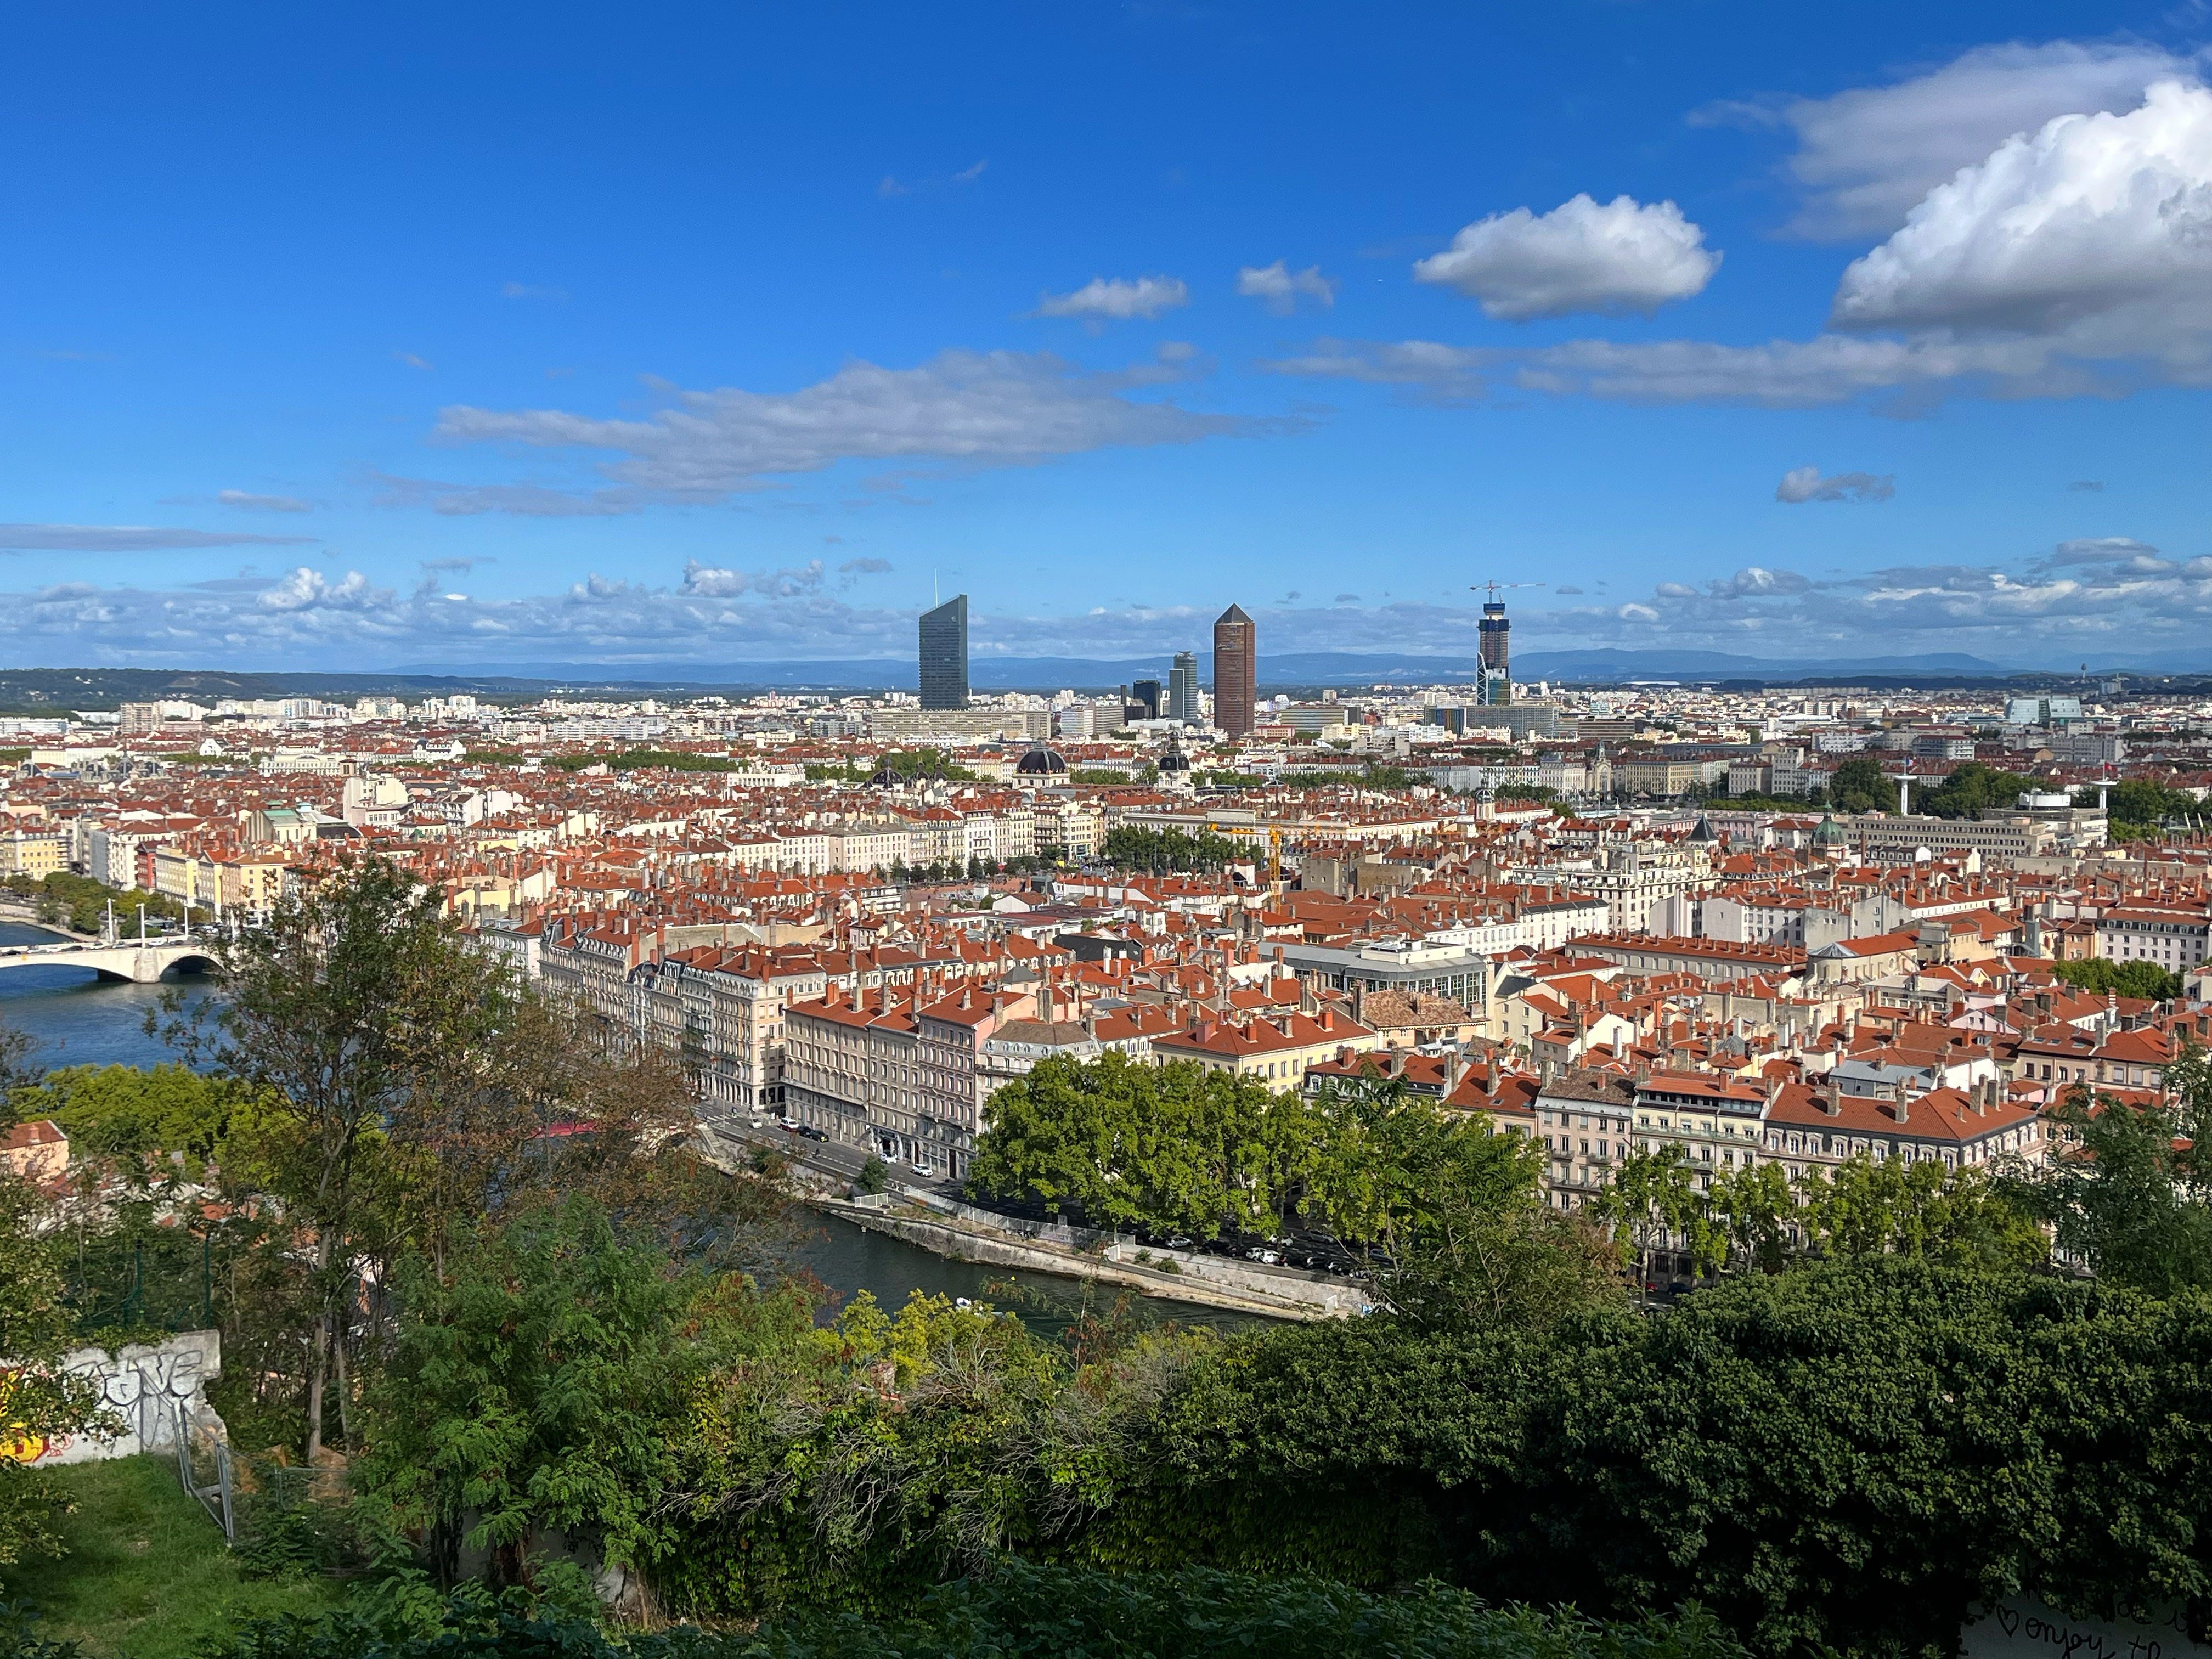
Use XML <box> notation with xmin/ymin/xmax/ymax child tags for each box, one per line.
<box><xmin>0</xmin><ymin>919</ymin><xmax>1269</xmax><ymax>1338</ymax></box>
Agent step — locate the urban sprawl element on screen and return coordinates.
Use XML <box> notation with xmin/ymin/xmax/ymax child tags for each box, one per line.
<box><xmin>9</xmin><ymin>598</ymin><xmax>2212</xmax><ymax>1261</ymax></box>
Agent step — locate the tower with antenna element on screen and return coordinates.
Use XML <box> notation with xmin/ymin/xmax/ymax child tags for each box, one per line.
<box><xmin>1471</xmin><ymin>582</ymin><xmax>1534</xmax><ymax>707</ymax></box>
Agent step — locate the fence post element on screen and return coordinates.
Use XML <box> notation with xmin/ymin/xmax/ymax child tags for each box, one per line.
<box><xmin>217</xmin><ymin>1438</ymin><xmax>234</xmax><ymax>1544</ymax></box>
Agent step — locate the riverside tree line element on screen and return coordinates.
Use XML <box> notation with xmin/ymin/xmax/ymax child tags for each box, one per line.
<box><xmin>2</xmin><ymin>854</ymin><xmax>2209</xmax><ymax>1657</ymax></box>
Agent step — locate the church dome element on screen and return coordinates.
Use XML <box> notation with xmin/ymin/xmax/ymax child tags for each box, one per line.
<box><xmin>1015</xmin><ymin>742</ymin><xmax>1069</xmax><ymax>777</ymax></box>
<box><xmin>1812</xmin><ymin>814</ymin><xmax>1849</xmax><ymax>848</ymax></box>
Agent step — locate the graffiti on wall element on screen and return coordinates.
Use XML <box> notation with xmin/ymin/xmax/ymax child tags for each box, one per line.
<box><xmin>0</xmin><ymin>1329</ymin><xmax>221</xmax><ymax>1466</ymax></box>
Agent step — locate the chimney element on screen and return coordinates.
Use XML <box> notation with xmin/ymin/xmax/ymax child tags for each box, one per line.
<box><xmin>1822</xmin><ymin>1079</ymin><xmax>1842</xmax><ymax>1116</ymax></box>
<box><xmin>1446</xmin><ymin>1052</ymin><xmax>1466</xmax><ymax>1092</ymax></box>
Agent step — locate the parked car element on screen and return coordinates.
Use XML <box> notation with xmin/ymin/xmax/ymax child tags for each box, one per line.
<box><xmin>911</xmin><ymin>1160</ymin><xmax>936</xmax><ymax>1179</ymax></box>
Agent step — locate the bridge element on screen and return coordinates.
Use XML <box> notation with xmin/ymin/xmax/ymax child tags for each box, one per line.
<box><xmin>0</xmin><ymin>938</ymin><xmax>222</xmax><ymax>984</ymax></box>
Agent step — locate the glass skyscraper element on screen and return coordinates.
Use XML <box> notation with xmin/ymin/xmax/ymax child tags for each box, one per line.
<box><xmin>1167</xmin><ymin>650</ymin><xmax>1200</xmax><ymax>725</ymax></box>
<box><xmin>919</xmin><ymin>595</ymin><xmax>969</xmax><ymax>710</ymax></box>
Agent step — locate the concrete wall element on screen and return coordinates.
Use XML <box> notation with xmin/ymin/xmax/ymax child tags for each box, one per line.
<box><xmin>19</xmin><ymin>1329</ymin><xmax>222</xmax><ymax>1465</ymax></box>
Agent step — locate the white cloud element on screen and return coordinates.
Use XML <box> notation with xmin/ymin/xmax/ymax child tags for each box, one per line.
<box><xmin>217</xmin><ymin>490</ymin><xmax>312</xmax><ymax>514</ymax></box>
<box><xmin>839</xmin><ymin>557</ymin><xmax>893</xmax><ymax>574</ymax></box>
<box><xmin>1275</xmin><ymin>78</ymin><xmax>2212</xmax><ymax>411</ymax></box>
<box><xmin>1775</xmin><ymin>465</ymin><xmax>1895</xmax><ymax>503</ymax></box>
<box><xmin>1412</xmin><ymin>194</ymin><xmax>1720</xmax><ymax>320</ymax></box>
<box><xmin>431</xmin><ymin>350</ymin><xmax>1238</xmax><ymax>502</ymax></box>
<box><xmin>0</xmin><ymin>523</ymin><xmax>317</xmax><ymax>551</ymax></box>
<box><xmin>953</xmin><ymin>159</ymin><xmax>987</xmax><ymax>183</ymax></box>
<box><xmin>2038</xmin><ymin>535</ymin><xmax>2183</xmax><ymax>573</ymax></box>
<box><xmin>14</xmin><ymin>545</ymin><xmax>2212</xmax><ymax>669</ymax></box>
<box><xmin>395</xmin><ymin>352</ymin><xmax>433</xmax><ymax>370</ymax></box>
<box><xmin>1031</xmin><ymin>276</ymin><xmax>1190</xmax><ymax>321</ymax></box>
<box><xmin>1709</xmin><ymin>40</ymin><xmax>2199</xmax><ymax>240</ymax></box>
<box><xmin>1235</xmin><ymin>261</ymin><xmax>1337</xmax><ymax>314</ymax></box>
<box><xmin>679</xmin><ymin>559</ymin><xmax>825</xmax><ymax>598</ymax></box>
<box><xmin>257</xmin><ymin>567</ymin><xmax>391</xmax><ymax>612</ymax></box>
<box><xmin>1829</xmin><ymin>79</ymin><xmax>2212</xmax><ymax>369</ymax></box>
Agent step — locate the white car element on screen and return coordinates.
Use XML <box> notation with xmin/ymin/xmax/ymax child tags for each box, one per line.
<box><xmin>910</xmin><ymin>1160</ymin><xmax>936</xmax><ymax>1180</ymax></box>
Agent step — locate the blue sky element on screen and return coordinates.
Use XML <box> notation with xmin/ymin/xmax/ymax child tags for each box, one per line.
<box><xmin>4</xmin><ymin>2</ymin><xmax>2206</xmax><ymax>672</ymax></box>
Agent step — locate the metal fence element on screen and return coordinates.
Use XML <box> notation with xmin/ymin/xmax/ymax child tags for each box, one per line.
<box><xmin>171</xmin><ymin>1395</ymin><xmax>235</xmax><ymax>1544</ymax></box>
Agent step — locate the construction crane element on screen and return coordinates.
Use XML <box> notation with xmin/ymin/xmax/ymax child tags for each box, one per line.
<box><xmin>1470</xmin><ymin>581</ymin><xmax>1542</xmax><ymax>601</ymax></box>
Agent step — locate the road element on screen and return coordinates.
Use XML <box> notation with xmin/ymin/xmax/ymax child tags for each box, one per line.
<box><xmin>707</xmin><ymin>1115</ymin><xmax>968</xmax><ymax>1205</ymax></box>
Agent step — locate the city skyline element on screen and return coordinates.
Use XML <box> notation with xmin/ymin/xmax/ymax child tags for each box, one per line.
<box><xmin>2</xmin><ymin>4</ymin><xmax>2205</xmax><ymax>673</ymax></box>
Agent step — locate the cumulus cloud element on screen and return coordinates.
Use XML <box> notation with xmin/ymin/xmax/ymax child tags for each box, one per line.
<box><xmin>14</xmin><ymin>548</ymin><xmax>2212</xmax><ymax>670</ymax></box>
<box><xmin>1829</xmin><ymin>80</ymin><xmax>2211</xmax><ymax>365</ymax></box>
<box><xmin>217</xmin><ymin>490</ymin><xmax>312</xmax><ymax>514</ymax></box>
<box><xmin>1236</xmin><ymin>261</ymin><xmax>1337</xmax><ymax>314</ymax></box>
<box><xmin>1276</xmin><ymin>76</ymin><xmax>2212</xmax><ymax>411</ymax></box>
<box><xmin>1775</xmin><ymin>465</ymin><xmax>1896</xmax><ymax>503</ymax></box>
<box><xmin>679</xmin><ymin>558</ymin><xmax>826</xmax><ymax>598</ymax></box>
<box><xmin>1703</xmin><ymin>40</ymin><xmax>2199</xmax><ymax>240</ymax></box>
<box><xmin>839</xmin><ymin>557</ymin><xmax>893</xmax><ymax>574</ymax></box>
<box><xmin>1030</xmin><ymin>276</ymin><xmax>1190</xmax><ymax>321</ymax></box>
<box><xmin>1412</xmin><ymin>194</ymin><xmax>1720</xmax><ymax>320</ymax></box>
<box><xmin>431</xmin><ymin>350</ymin><xmax>1238</xmax><ymax>502</ymax></box>
<box><xmin>0</xmin><ymin>523</ymin><xmax>317</xmax><ymax>551</ymax></box>
<box><xmin>258</xmin><ymin>567</ymin><xmax>390</xmax><ymax>612</ymax></box>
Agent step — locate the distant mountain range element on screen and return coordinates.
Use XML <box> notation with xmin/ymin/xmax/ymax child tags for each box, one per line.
<box><xmin>5</xmin><ymin>642</ymin><xmax>2209</xmax><ymax>712</ymax></box>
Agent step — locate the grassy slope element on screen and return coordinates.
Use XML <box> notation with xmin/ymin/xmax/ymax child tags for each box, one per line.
<box><xmin>0</xmin><ymin>1456</ymin><xmax>344</xmax><ymax>1658</ymax></box>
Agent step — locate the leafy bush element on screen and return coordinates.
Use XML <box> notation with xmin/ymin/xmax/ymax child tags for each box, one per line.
<box><xmin>204</xmin><ymin>1560</ymin><xmax>1751</xmax><ymax>1659</ymax></box>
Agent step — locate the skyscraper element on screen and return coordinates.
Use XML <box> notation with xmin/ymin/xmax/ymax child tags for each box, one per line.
<box><xmin>1477</xmin><ymin>599</ymin><xmax>1511</xmax><ymax>707</ymax></box>
<box><xmin>1167</xmin><ymin>651</ymin><xmax>1200</xmax><ymax>725</ymax></box>
<box><xmin>1130</xmin><ymin>678</ymin><xmax>1162</xmax><ymax>720</ymax></box>
<box><xmin>919</xmin><ymin>595</ymin><xmax>969</xmax><ymax>710</ymax></box>
<box><xmin>1212</xmin><ymin>603</ymin><xmax>1255</xmax><ymax>738</ymax></box>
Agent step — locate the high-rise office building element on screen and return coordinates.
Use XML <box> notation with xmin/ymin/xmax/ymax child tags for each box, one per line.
<box><xmin>1477</xmin><ymin>599</ymin><xmax>1511</xmax><ymax>707</ymax></box>
<box><xmin>918</xmin><ymin>595</ymin><xmax>969</xmax><ymax>710</ymax></box>
<box><xmin>1130</xmin><ymin>678</ymin><xmax>1162</xmax><ymax>720</ymax></box>
<box><xmin>1212</xmin><ymin>604</ymin><xmax>1255</xmax><ymax>739</ymax></box>
<box><xmin>1167</xmin><ymin>651</ymin><xmax>1200</xmax><ymax>725</ymax></box>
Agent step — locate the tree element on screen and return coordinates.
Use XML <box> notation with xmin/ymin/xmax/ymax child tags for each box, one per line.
<box><xmin>10</xmin><ymin>1062</ymin><xmax>245</xmax><ymax>1173</ymax></box>
<box><xmin>1799</xmin><ymin>1155</ymin><xmax>2047</xmax><ymax>1271</ymax></box>
<box><xmin>1829</xmin><ymin>754</ymin><xmax>1896</xmax><ymax>814</ymax></box>
<box><xmin>2021</xmin><ymin>1068</ymin><xmax>2210</xmax><ymax>1297</ymax></box>
<box><xmin>2050</xmin><ymin>957</ymin><xmax>2183</xmax><ymax>1002</ymax></box>
<box><xmin>1593</xmin><ymin>1146</ymin><xmax>1713</xmax><ymax>1283</ymax></box>
<box><xmin>0</xmin><ymin>1171</ymin><xmax>114</xmax><ymax>1568</ymax></box>
<box><xmin>1918</xmin><ymin>762</ymin><xmax>2045</xmax><ymax>820</ymax></box>
<box><xmin>355</xmin><ymin>1194</ymin><xmax>809</xmax><ymax>1590</ymax></box>
<box><xmin>171</xmin><ymin>853</ymin><xmax>514</xmax><ymax>1462</ymax></box>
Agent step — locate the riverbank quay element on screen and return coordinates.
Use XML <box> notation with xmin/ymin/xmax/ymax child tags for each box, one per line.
<box><xmin>695</xmin><ymin>1120</ymin><xmax>1358</xmax><ymax>1322</ymax></box>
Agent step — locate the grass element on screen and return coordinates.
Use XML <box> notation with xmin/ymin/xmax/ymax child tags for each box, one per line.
<box><xmin>0</xmin><ymin>1456</ymin><xmax>346</xmax><ymax>1658</ymax></box>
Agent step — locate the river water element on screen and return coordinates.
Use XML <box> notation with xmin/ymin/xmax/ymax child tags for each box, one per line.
<box><xmin>0</xmin><ymin>920</ymin><xmax>1267</xmax><ymax>1338</ymax></box>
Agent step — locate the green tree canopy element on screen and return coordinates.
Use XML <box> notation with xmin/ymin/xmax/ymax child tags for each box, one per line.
<box><xmin>1828</xmin><ymin>754</ymin><xmax>1896</xmax><ymax>814</ymax></box>
<box><xmin>2050</xmin><ymin>957</ymin><xmax>2183</xmax><ymax>1001</ymax></box>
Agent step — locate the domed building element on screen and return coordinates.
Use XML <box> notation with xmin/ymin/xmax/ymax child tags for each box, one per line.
<box><xmin>1811</xmin><ymin>813</ymin><xmax>1851</xmax><ymax>859</ymax></box>
<box><xmin>1015</xmin><ymin>739</ymin><xmax>1069</xmax><ymax>780</ymax></box>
